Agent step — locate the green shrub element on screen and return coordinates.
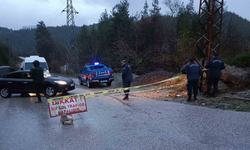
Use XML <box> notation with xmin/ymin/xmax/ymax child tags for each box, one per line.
<box><xmin>231</xmin><ymin>52</ymin><xmax>250</xmax><ymax>68</ymax></box>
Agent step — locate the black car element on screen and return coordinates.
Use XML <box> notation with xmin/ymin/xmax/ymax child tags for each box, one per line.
<box><xmin>0</xmin><ymin>70</ymin><xmax>75</xmax><ymax>98</ymax></box>
<box><xmin>0</xmin><ymin>66</ymin><xmax>15</xmax><ymax>77</ymax></box>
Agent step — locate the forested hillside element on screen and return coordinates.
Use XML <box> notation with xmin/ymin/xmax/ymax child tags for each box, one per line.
<box><xmin>0</xmin><ymin>25</ymin><xmax>97</xmax><ymax>56</ymax></box>
<box><xmin>0</xmin><ymin>0</ymin><xmax>249</xmax><ymax>73</ymax></box>
<box><xmin>0</xmin><ymin>41</ymin><xmax>21</xmax><ymax>68</ymax></box>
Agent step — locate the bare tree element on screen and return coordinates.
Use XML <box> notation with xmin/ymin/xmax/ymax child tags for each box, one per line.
<box><xmin>163</xmin><ymin>0</ymin><xmax>181</xmax><ymax>17</ymax></box>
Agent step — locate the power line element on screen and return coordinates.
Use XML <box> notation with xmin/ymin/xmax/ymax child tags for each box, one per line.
<box><xmin>46</xmin><ymin>1</ymin><xmax>66</xmax><ymax>25</ymax></box>
<box><xmin>78</xmin><ymin>0</ymin><xmax>90</xmax><ymax>14</ymax></box>
<box><xmin>48</xmin><ymin>13</ymin><xmax>63</xmax><ymax>26</ymax></box>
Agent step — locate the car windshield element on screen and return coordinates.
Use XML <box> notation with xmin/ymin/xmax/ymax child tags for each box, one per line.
<box><xmin>25</xmin><ymin>62</ymin><xmax>48</xmax><ymax>71</ymax></box>
<box><xmin>90</xmin><ymin>65</ymin><xmax>105</xmax><ymax>70</ymax></box>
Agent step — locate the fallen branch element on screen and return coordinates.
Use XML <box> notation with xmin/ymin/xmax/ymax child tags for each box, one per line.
<box><xmin>224</xmin><ymin>96</ymin><xmax>250</xmax><ymax>101</ymax></box>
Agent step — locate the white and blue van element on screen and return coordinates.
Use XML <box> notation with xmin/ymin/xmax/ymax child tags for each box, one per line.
<box><xmin>20</xmin><ymin>55</ymin><xmax>51</xmax><ymax>77</ymax></box>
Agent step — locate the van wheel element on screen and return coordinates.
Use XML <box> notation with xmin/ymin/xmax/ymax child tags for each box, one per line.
<box><xmin>87</xmin><ymin>79</ymin><xmax>92</xmax><ymax>88</ymax></box>
<box><xmin>0</xmin><ymin>88</ymin><xmax>12</xmax><ymax>98</ymax></box>
<box><xmin>45</xmin><ymin>86</ymin><xmax>57</xmax><ymax>97</ymax></box>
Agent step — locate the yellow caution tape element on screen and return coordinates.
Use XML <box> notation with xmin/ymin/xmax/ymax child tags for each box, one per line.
<box><xmin>47</xmin><ymin>74</ymin><xmax>185</xmax><ymax>102</ymax></box>
<box><xmin>83</xmin><ymin>74</ymin><xmax>184</xmax><ymax>96</ymax></box>
<box><xmin>84</xmin><ymin>83</ymin><xmax>187</xmax><ymax>99</ymax></box>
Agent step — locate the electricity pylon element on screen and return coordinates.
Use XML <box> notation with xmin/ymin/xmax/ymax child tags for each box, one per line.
<box><xmin>62</xmin><ymin>0</ymin><xmax>79</xmax><ymax>73</ymax></box>
<box><xmin>193</xmin><ymin>0</ymin><xmax>224</xmax><ymax>92</ymax></box>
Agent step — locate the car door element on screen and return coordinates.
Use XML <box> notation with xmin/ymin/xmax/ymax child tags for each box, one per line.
<box><xmin>20</xmin><ymin>72</ymin><xmax>35</xmax><ymax>92</ymax></box>
<box><xmin>6</xmin><ymin>72</ymin><xmax>24</xmax><ymax>92</ymax></box>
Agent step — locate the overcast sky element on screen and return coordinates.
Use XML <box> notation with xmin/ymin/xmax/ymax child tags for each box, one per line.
<box><xmin>0</xmin><ymin>0</ymin><xmax>249</xmax><ymax>30</ymax></box>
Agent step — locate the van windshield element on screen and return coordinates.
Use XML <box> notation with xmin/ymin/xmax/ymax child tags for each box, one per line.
<box><xmin>25</xmin><ymin>62</ymin><xmax>48</xmax><ymax>70</ymax></box>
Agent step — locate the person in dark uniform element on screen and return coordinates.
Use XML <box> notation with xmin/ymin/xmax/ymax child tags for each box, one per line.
<box><xmin>122</xmin><ymin>60</ymin><xmax>133</xmax><ymax>100</ymax></box>
<box><xmin>30</xmin><ymin>60</ymin><xmax>47</xmax><ymax>103</ymax></box>
<box><xmin>182</xmin><ymin>59</ymin><xmax>202</xmax><ymax>102</ymax></box>
<box><xmin>205</xmin><ymin>53</ymin><xmax>225</xmax><ymax>97</ymax></box>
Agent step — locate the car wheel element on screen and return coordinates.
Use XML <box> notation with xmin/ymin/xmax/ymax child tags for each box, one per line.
<box><xmin>79</xmin><ymin>79</ymin><xmax>83</xmax><ymax>85</ymax></box>
<box><xmin>0</xmin><ymin>88</ymin><xmax>12</xmax><ymax>98</ymax></box>
<box><xmin>63</xmin><ymin>91</ymin><xmax>68</xmax><ymax>95</ymax></box>
<box><xmin>106</xmin><ymin>82</ymin><xmax>112</xmax><ymax>86</ymax></box>
<box><xmin>87</xmin><ymin>79</ymin><xmax>92</xmax><ymax>88</ymax></box>
<box><xmin>45</xmin><ymin>86</ymin><xmax>57</xmax><ymax>97</ymax></box>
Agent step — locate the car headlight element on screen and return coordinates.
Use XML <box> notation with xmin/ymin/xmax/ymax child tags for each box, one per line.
<box><xmin>54</xmin><ymin>81</ymin><xmax>67</xmax><ymax>85</ymax></box>
<box><xmin>44</xmin><ymin>73</ymin><xmax>51</xmax><ymax>78</ymax></box>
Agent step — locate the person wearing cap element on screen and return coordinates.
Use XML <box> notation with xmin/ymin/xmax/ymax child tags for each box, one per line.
<box><xmin>122</xmin><ymin>60</ymin><xmax>133</xmax><ymax>100</ymax></box>
<box><xmin>181</xmin><ymin>59</ymin><xmax>202</xmax><ymax>102</ymax></box>
<box><xmin>30</xmin><ymin>60</ymin><xmax>47</xmax><ymax>103</ymax></box>
<box><xmin>205</xmin><ymin>53</ymin><xmax>225</xmax><ymax>97</ymax></box>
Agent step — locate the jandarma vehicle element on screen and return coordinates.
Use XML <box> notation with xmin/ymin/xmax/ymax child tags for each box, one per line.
<box><xmin>78</xmin><ymin>62</ymin><xmax>114</xmax><ymax>88</ymax></box>
<box><xmin>0</xmin><ymin>70</ymin><xmax>75</xmax><ymax>98</ymax></box>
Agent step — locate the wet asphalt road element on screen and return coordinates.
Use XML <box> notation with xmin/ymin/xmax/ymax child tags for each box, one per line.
<box><xmin>1</xmin><ymin>81</ymin><xmax>250</xmax><ymax>150</ymax></box>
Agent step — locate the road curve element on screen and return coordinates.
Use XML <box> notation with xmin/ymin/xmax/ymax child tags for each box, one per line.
<box><xmin>0</xmin><ymin>81</ymin><xmax>250</xmax><ymax>150</ymax></box>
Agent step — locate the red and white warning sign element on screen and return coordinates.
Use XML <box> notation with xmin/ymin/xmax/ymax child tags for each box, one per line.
<box><xmin>47</xmin><ymin>95</ymin><xmax>87</xmax><ymax>118</ymax></box>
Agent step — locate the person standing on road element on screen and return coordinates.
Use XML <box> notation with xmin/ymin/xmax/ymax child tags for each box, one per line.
<box><xmin>182</xmin><ymin>59</ymin><xmax>202</xmax><ymax>102</ymax></box>
<box><xmin>30</xmin><ymin>60</ymin><xmax>47</xmax><ymax>103</ymax></box>
<box><xmin>205</xmin><ymin>53</ymin><xmax>225</xmax><ymax>97</ymax></box>
<box><xmin>122</xmin><ymin>60</ymin><xmax>133</xmax><ymax>100</ymax></box>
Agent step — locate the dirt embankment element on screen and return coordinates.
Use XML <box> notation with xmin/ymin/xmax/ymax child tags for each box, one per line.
<box><xmin>129</xmin><ymin>67</ymin><xmax>250</xmax><ymax>112</ymax></box>
<box><xmin>131</xmin><ymin>70</ymin><xmax>186</xmax><ymax>99</ymax></box>
<box><xmin>131</xmin><ymin>70</ymin><xmax>176</xmax><ymax>86</ymax></box>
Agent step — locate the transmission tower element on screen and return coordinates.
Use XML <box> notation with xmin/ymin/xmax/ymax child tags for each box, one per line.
<box><xmin>62</xmin><ymin>0</ymin><xmax>79</xmax><ymax>73</ymax></box>
<box><xmin>193</xmin><ymin>0</ymin><xmax>224</xmax><ymax>92</ymax></box>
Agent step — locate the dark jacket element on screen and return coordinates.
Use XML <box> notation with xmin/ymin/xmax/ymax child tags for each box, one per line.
<box><xmin>205</xmin><ymin>57</ymin><xmax>225</xmax><ymax>78</ymax></box>
<box><xmin>30</xmin><ymin>67</ymin><xmax>44</xmax><ymax>84</ymax></box>
<box><xmin>122</xmin><ymin>63</ymin><xmax>133</xmax><ymax>83</ymax></box>
<box><xmin>182</xmin><ymin>62</ymin><xmax>202</xmax><ymax>80</ymax></box>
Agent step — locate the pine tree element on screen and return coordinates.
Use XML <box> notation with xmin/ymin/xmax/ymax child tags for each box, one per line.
<box><xmin>111</xmin><ymin>0</ymin><xmax>132</xmax><ymax>40</ymax></box>
<box><xmin>150</xmin><ymin>0</ymin><xmax>161</xmax><ymax>16</ymax></box>
<box><xmin>35</xmin><ymin>21</ymin><xmax>54</xmax><ymax>62</ymax></box>
<box><xmin>99</xmin><ymin>9</ymin><xmax>109</xmax><ymax>22</ymax></box>
<box><xmin>0</xmin><ymin>42</ymin><xmax>9</xmax><ymax>65</ymax></box>
<box><xmin>141</xmin><ymin>0</ymin><xmax>149</xmax><ymax>19</ymax></box>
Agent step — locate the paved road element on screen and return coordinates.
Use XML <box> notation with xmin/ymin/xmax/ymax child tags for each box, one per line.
<box><xmin>1</xmin><ymin>82</ymin><xmax>250</xmax><ymax>150</ymax></box>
